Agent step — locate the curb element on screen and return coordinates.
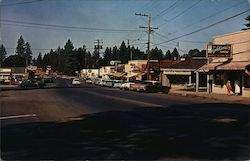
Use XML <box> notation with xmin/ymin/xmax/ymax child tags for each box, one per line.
<box><xmin>170</xmin><ymin>91</ymin><xmax>250</xmax><ymax>105</ymax></box>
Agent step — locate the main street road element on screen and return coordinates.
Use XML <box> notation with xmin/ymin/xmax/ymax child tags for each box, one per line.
<box><xmin>1</xmin><ymin>78</ymin><xmax>250</xmax><ymax>160</ymax></box>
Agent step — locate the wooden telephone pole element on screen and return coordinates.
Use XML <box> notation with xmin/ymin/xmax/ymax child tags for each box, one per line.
<box><xmin>135</xmin><ymin>13</ymin><xmax>158</xmax><ymax>80</ymax></box>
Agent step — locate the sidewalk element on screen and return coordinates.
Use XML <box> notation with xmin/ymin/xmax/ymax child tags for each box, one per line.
<box><xmin>170</xmin><ymin>85</ymin><xmax>250</xmax><ymax>105</ymax></box>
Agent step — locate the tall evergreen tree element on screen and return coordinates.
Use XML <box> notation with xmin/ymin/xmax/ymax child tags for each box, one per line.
<box><xmin>164</xmin><ymin>50</ymin><xmax>172</xmax><ymax>60</ymax></box>
<box><xmin>36</xmin><ymin>52</ymin><xmax>43</xmax><ymax>68</ymax></box>
<box><xmin>119</xmin><ymin>41</ymin><xmax>129</xmax><ymax>63</ymax></box>
<box><xmin>103</xmin><ymin>47</ymin><xmax>112</xmax><ymax>65</ymax></box>
<box><xmin>32</xmin><ymin>58</ymin><xmax>37</xmax><ymax>66</ymax></box>
<box><xmin>242</xmin><ymin>15</ymin><xmax>250</xmax><ymax>30</ymax></box>
<box><xmin>16</xmin><ymin>36</ymin><xmax>26</xmax><ymax>57</ymax></box>
<box><xmin>56</xmin><ymin>47</ymin><xmax>64</xmax><ymax>72</ymax></box>
<box><xmin>0</xmin><ymin>44</ymin><xmax>7</xmax><ymax>67</ymax></box>
<box><xmin>131</xmin><ymin>47</ymin><xmax>145</xmax><ymax>60</ymax></box>
<box><xmin>63</xmin><ymin>39</ymin><xmax>77</xmax><ymax>75</ymax></box>
<box><xmin>151</xmin><ymin>47</ymin><xmax>163</xmax><ymax>60</ymax></box>
<box><xmin>112</xmin><ymin>46</ymin><xmax>119</xmax><ymax>60</ymax></box>
<box><xmin>171</xmin><ymin>48</ymin><xmax>180</xmax><ymax>60</ymax></box>
<box><xmin>24</xmin><ymin>42</ymin><xmax>32</xmax><ymax>66</ymax></box>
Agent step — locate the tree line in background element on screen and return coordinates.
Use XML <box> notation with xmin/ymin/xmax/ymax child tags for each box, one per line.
<box><xmin>1</xmin><ymin>36</ymin><xmax>206</xmax><ymax>75</ymax></box>
<box><xmin>1</xmin><ymin>15</ymin><xmax>249</xmax><ymax>75</ymax></box>
<box><xmin>0</xmin><ymin>36</ymin><xmax>32</xmax><ymax>68</ymax></box>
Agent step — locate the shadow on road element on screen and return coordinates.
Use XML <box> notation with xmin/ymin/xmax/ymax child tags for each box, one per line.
<box><xmin>1</xmin><ymin>103</ymin><xmax>250</xmax><ymax>160</ymax></box>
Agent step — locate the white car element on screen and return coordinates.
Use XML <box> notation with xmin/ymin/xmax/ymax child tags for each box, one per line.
<box><xmin>120</xmin><ymin>82</ymin><xmax>135</xmax><ymax>90</ymax></box>
<box><xmin>85</xmin><ymin>78</ymin><xmax>92</xmax><ymax>84</ymax></box>
<box><xmin>113</xmin><ymin>80</ymin><xmax>124</xmax><ymax>88</ymax></box>
<box><xmin>72</xmin><ymin>78</ymin><xmax>81</xmax><ymax>85</ymax></box>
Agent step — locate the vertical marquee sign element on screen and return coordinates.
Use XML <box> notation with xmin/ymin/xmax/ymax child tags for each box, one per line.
<box><xmin>207</xmin><ymin>44</ymin><xmax>232</xmax><ymax>58</ymax></box>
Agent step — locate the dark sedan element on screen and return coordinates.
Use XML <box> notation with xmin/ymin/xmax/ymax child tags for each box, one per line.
<box><xmin>19</xmin><ymin>79</ymin><xmax>46</xmax><ymax>89</ymax></box>
<box><xmin>131</xmin><ymin>81</ymin><xmax>170</xmax><ymax>93</ymax></box>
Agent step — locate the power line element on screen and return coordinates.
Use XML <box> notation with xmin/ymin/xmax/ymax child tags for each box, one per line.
<box><xmin>159</xmin><ymin>0</ymin><xmax>203</xmax><ymax>28</ymax></box>
<box><xmin>153</xmin><ymin>32</ymin><xmax>178</xmax><ymax>46</ymax></box>
<box><xmin>168</xmin><ymin>0</ymin><xmax>246</xmax><ymax>36</ymax></box>
<box><xmin>0</xmin><ymin>0</ymin><xmax>45</xmax><ymax>7</ymax></box>
<box><xmin>155</xmin><ymin>9</ymin><xmax>250</xmax><ymax>46</ymax></box>
<box><xmin>2</xmin><ymin>22</ymin><xmax>144</xmax><ymax>34</ymax></box>
<box><xmin>6</xmin><ymin>47</ymin><xmax>95</xmax><ymax>51</ymax></box>
<box><xmin>153</xmin><ymin>0</ymin><xmax>180</xmax><ymax>19</ymax></box>
<box><xmin>0</xmin><ymin>19</ymin><xmax>142</xmax><ymax>33</ymax></box>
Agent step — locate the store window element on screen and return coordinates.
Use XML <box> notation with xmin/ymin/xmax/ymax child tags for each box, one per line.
<box><xmin>244</xmin><ymin>73</ymin><xmax>250</xmax><ymax>88</ymax></box>
<box><xmin>214</xmin><ymin>73</ymin><xmax>224</xmax><ymax>86</ymax></box>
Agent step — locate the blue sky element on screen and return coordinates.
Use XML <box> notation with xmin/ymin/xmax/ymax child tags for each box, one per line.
<box><xmin>0</xmin><ymin>0</ymin><xmax>250</xmax><ymax>57</ymax></box>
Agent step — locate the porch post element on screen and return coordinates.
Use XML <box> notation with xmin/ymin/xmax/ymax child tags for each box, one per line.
<box><xmin>196</xmin><ymin>72</ymin><xmax>199</xmax><ymax>93</ymax></box>
<box><xmin>242</xmin><ymin>71</ymin><xmax>244</xmax><ymax>96</ymax></box>
<box><xmin>189</xmin><ymin>75</ymin><xmax>192</xmax><ymax>84</ymax></box>
<box><xmin>207</xmin><ymin>73</ymin><xmax>210</xmax><ymax>93</ymax></box>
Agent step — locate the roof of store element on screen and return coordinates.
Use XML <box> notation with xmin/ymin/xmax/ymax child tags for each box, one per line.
<box><xmin>161</xmin><ymin>58</ymin><xmax>207</xmax><ymax>71</ymax></box>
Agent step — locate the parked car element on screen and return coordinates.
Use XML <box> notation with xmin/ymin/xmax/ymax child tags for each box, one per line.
<box><xmin>113</xmin><ymin>80</ymin><xmax>124</xmax><ymax>88</ymax></box>
<box><xmin>104</xmin><ymin>80</ymin><xmax>114</xmax><ymax>87</ymax></box>
<box><xmin>142</xmin><ymin>81</ymin><xmax>170</xmax><ymax>93</ymax></box>
<box><xmin>43</xmin><ymin>76</ymin><xmax>54</xmax><ymax>83</ymax></box>
<box><xmin>72</xmin><ymin>78</ymin><xmax>81</xmax><ymax>85</ymax></box>
<box><xmin>85</xmin><ymin>78</ymin><xmax>92</xmax><ymax>84</ymax></box>
<box><xmin>129</xmin><ymin>80</ymin><xmax>144</xmax><ymax>91</ymax></box>
<box><xmin>99</xmin><ymin>79</ymin><xmax>106</xmax><ymax>86</ymax></box>
<box><xmin>120</xmin><ymin>82</ymin><xmax>135</xmax><ymax>90</ymax></box>
<box><xmin>19</xmin><ymin>79</ymin><xmax>46</xmax><ymax>89</ymax></box>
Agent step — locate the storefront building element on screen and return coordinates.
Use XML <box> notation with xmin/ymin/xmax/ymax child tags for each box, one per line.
<box><xmin>0</xmin><ymin>67</ymin><xmax>26</xmax><ymax>84</ymax></box>
<box><xmin>197</xmin><ymin>30</ymin><xmax>250</xmax><ymax>97</ymax></box>
<box><xmin>161</xmin><ymin>58</ymin><xmax>207</xmax><ymax>85</ymax></box>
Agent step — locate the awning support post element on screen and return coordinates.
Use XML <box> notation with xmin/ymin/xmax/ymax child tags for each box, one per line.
<box><xmin>196</xmin><ymin>72</ymin><xmax>199</xmax><ymax>93</ymax></box>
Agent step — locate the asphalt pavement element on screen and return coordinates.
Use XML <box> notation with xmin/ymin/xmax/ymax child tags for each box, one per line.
<box><xmin>1</xmin><ymin>78</ymin><xmax>250</xmax><ymax>160</ymax></box>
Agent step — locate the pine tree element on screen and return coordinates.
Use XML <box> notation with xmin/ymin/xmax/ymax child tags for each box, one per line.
<box><xmin>25</xmin><ymin>42</ymin><xmax>32</xmax><ymax>66</ymax></box>
<box><xmin>103</xmin><ymin>47</ymin><xmax>112</xmax><ymax>65</ymax></box>
<box><xmin>63</xmin><ymin>39</ymin><xmax>77</xmax><ymax>75</ymax></box>
<box><xmin>171</xmin><ymin>48</ymin><xmax>179</xmax><ymax>60</ymax></box>
<box><xmin>112</xmin><ymin>46</ymin><xmax>119</xmax><ymax>60</ymax></box>
<box><xmin>0</xmin><ymin>44</ymin><xmax>7</xmax><ymax>67</ymax></box>
<box><xmin>36</xmin><ymin>53</ymin><xmax>43</xmax><ymax>68</ymax></box>
<box><xmin>119</xmin><ymin>41</ymin><xmax>129</xmax><ymax>63</ymax></box>
<box><xmin>164</xmin><ymin>50</ymin><xmax>172</xmax><ymax>60</ymax></box>
<box><xmin>242</xmin><ymin>15</ymin><xmax>250</xmax><ymax>30</ymax></box>
<box><xmin>16</xmin><ymin>36</ymin><xmax>26</xmax><ymax>57</ymax></box>
<box><xmin>151</xmin><ymin>47</ymin><xmax>163</xmax><ymax>60</ymax></box>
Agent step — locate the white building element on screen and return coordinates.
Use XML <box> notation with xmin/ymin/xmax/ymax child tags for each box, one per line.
<box><xmin>80</xmin><ymin>69</ymin><xmax>99</xmax><ymax>78</ymax></box>
<box><xmin>124</xmin><ymin>60</ymin><xmax>148</xmax><ymax>81</ymax></box>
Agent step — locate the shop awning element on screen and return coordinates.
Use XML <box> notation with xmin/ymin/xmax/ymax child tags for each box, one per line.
<box><xmin>197</xmin><ymin>61</ymin><xmax>250</xmax><ymax>72</ymax></box>
<box><xmin>126</xmin><ymin>72</ymin><xmax>145</xmax><ymax>78</ymax></box>
<box><xmin>196</xmin><ymin>62</ymin><xmax>221</xmax><ymax>72</ymax></box>
<box><xmin>163</xmin><ymin>71</ymin><xmax>192</xmax><ymax>75</ymax></box>
<box><xmin>114</xmin><ymin>72</ymin><xmax>126</xmax><ymax>77</ymax></box>
<box><xmin>216</xmin><ymin>61</ymin><xmax>250</xmax><ymax>70</ymax></box>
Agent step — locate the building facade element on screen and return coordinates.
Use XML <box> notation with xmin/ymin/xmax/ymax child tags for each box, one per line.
<box><xmin>197</xmin><ymin>30</ymin><xmax>250</xmax><ymax>97</ymax></box>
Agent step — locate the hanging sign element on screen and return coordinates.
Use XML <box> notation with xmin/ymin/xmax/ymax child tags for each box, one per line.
<box><xmin>207</xmin><ymin>44</ymin><xmax>232</xmax><ymax>58</ymax></box>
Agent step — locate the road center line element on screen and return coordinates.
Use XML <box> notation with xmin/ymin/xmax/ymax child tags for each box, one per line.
<box><xmin>0</xmin><ymin>114</ymin><xmax>37</xmax><ymax>120</ymax></box>
<box><xmin>86</xmin><ymin>91</ymin><xmax>163</xmax><ymax>108</ymax></box>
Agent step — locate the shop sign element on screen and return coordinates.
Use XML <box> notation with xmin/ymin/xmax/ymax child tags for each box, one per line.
<box><xmin>207</xmin><ymin>44</ymin><xmax>232</xmax><ymax>58</ymax></box>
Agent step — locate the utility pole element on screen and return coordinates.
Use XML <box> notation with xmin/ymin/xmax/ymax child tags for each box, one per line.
<box><xmin>127</xmin><ymin>39</ymin><xmax>133</xmax><ymax>60</ymax></box>
<box><xmin>94</xmin><ymin>40</ymin><xmax>103</xmax><ymax>77</ymax></box>
<box><xmin>135</xmin><ymin>13</ymin><xmax>158</xmax><ymax>80</ymax></box>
